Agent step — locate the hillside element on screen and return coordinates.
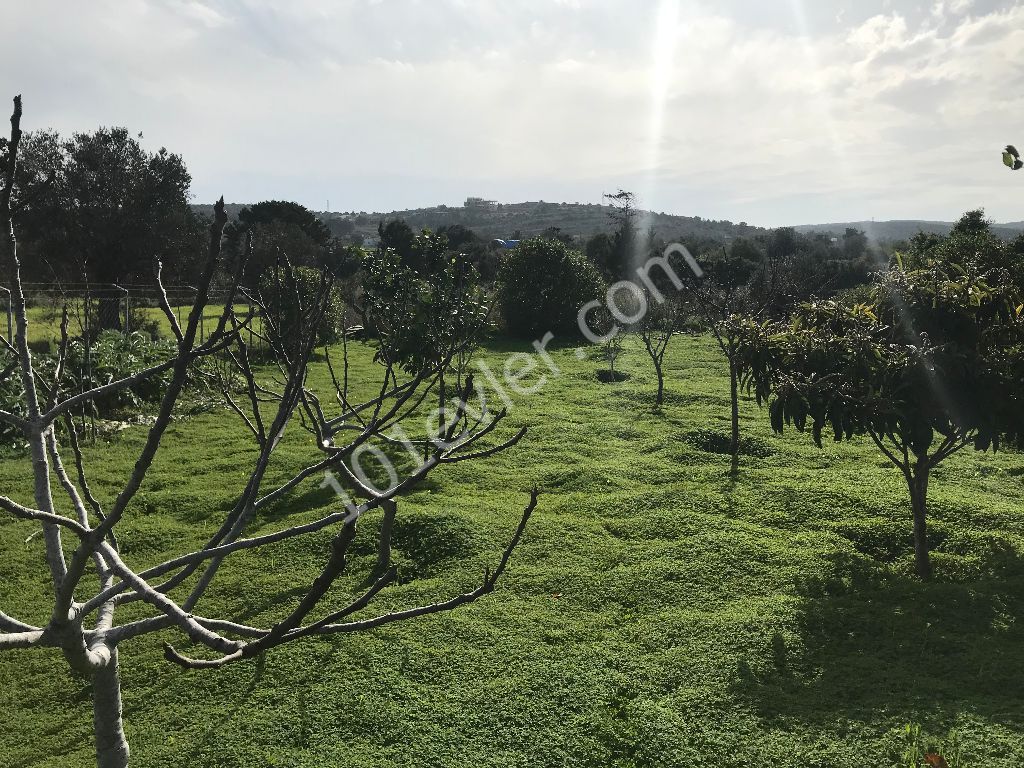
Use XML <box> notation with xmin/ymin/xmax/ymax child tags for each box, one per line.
<box><xmin>192</xmin><ymin>202</ymin><xmax>1024</xmax><ymax>245</ymax></box>
<box><xmin>793</xmin><ymin>219</ymin><xmax>1024</xmax><ymax>242</ymax></box>
<box><xmin>194</xmin><ymin>201</ymin><xmax>765</xmax><ymax>243</ymax></box>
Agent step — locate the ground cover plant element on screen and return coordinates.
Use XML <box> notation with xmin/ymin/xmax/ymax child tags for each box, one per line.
<box><xmin>3</xmin><ymin>330</ymin><xmax>1024</xmax><ymax>767</ymax></box>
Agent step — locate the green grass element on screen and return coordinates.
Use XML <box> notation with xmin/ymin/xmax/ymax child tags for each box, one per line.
<box><xmin>18</xmin><ymin>303</ymin><xmax>254</xmax><ymax>348</ymax></box>
<box><xmin>2</xmin><ymin>334</ymin><xmax>1024</xmax><ymax>766</ymax></box>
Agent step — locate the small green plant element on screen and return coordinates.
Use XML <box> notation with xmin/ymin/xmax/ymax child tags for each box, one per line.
<box><xmin>1</xmin><ymin>330</ymin><xmax>213</xmax><ymax>447</ymax></box>
<box><xmin>896</xmin><ymin>723</ymin><xmax>965</xmax><ymax>768</ymax></box>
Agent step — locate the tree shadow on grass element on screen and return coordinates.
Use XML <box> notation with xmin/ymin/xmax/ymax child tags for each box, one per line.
<box><xmin>734</xmin><ymin>547</ymin><xmax>1024</xmax><ymax>732</ymax></box>
<box><xmin>183</xmin><ymin>652</ymin><xmax>267</xmax><ymax>762</ymax></box>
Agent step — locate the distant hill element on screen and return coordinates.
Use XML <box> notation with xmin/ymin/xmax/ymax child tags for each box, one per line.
<box><xmin>193</xmin><ymin>200</ymin><xmax>765</xmax><ymax>244</ymax></box>
<box><xmin>191</xmin><ymin>202</ymin><xmax>1024</xmax><ymax>245</ymax></box>
<box><xmin>793</xmin><ymin>219</ymin><xmax>1024</xmax><ymax>242</ymax></box>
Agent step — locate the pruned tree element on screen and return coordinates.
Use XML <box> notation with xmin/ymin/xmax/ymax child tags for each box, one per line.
<box><xmin>635</xmin><ymin>291</ymin><xmax>687</xmax><ymax>409</ymax></box>
<box><xmin>730</xmin><ymin>212</ymin><xmax>1024</xmax><ymax>579</ymax></box>
<box><xmin>680</xmin><ymin>238</ymin><xmax>777</xmax><ymax>474</ymax></box>
<box><xmin>0</xmin><ymin>97</ymin><xmax>536</xmax><ymax>768</ymax></box>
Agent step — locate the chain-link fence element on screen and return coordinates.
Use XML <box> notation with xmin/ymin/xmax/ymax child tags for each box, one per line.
<box><xmin>1</xmin><ymin>282</ymin><xmax>270</xmax><ymax>442</ymax></box>
<box><xmin>2</xmin><ymin>283</ymin><xmax>266</xmax><ymax>351</ymax></box>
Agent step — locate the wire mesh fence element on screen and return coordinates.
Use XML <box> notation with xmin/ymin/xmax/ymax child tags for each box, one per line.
<box><xmin>2</xmin><ymin>283</ymin><xmax>267</xmax><ymax>351</ymax></box>
<box><xmin>0</xmin><ymin>282</ymin><xmax>272</xmax><ymax>443</ymax></box>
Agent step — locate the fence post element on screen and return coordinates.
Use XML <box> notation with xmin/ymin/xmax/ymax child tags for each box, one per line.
<box><xmin>111</xmin><ymin>283</ymin><xmax>129</xmax><ymax>334</ymax></box>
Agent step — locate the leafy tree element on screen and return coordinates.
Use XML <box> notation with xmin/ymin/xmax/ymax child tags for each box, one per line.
<box><xmin>497</xmin><ymin>237</ymin><xmax>606</xmax><ymax>338</ymax></box>
<box><xmin>599</xmin><ymin>189</ymin><xmax>639</xmax><ymax>281</ymax></box>
<box><xmin>435</xmin><ymin>223</ymin><xmax>479</xmax><ymax>251</ymax></box>
<box><xmin>11</xmin><ymin>126</ymin><xmax>202</xmax><ymax>324</ymax></box>
<box><xmin>377</xmin><ymin>218</ymin><xmax>416</xmax><ymax>266</ymax></box>
<box><xmin>258</xmin><ymin>263</ymin><xmax>349</xmax><ymax>349</ymax></box>
<box><xmin>225</xmin><ymin>200</ymin><xmax>334</xmax><ymax>277</ymax></box>
<box><xmin>359</xmin><ymin>233</ymin><xmax>488</xmax><ymax>377</ymax></box>
<box><xmin>585</xmin><ymin>231</ymin><xmax>614</xmax><ymax>275</ymax></box>
<box><xmin>731</xmin><ymin>212</ymin><xmax>1024</xmax><ymax>579</ymax></box>
<box><xmin>324</xmin><ymin>216</ymin><xmax>356</xmax><ymax>238</ymax></box>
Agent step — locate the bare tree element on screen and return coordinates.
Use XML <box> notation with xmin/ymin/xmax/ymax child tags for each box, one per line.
<box><xmin>682</xmin><ymin>241</ymin><xmax>778</xmax><ymax>474</ymax></box>
<box><xmin>0</xmin><ymin>97</ymin><xmax>536</xmax><ymax>768</ymax></box>
<box><xmin>635</xmin><ymin>291</ymin><xmax>687</xmax><ymax>409</ymax></box>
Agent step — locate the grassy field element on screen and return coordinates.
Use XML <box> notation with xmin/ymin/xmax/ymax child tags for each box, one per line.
<box><xmin>13</xmin><ymin>303</ymin><xmax>256</xmax><ymax>348</ymax></box>
<box><xmin>2</xmin><ymin>333</ymin><xmax>1024</xmax><ymax>766</ymax></box>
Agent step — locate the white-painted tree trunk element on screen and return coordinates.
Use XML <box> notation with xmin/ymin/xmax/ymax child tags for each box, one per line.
<box><xmin>93</xmin><ymin>650</ymin><xmax>129</xmax><ymax>768</ymax></box>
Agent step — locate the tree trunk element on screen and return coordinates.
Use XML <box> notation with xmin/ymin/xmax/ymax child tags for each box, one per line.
<box><xmin>654</xmin><ymin>358</ymin><xmax>664</xmax><ymax>408</ymax></box>
<box><xmin>375</xmin><ymin>498</ymin><xmax>397</xmax><ymax>576</ymax></box>
<box><xmin>729</xmin><ymin>355</ymin><xmax>740</xmax><ymax>475</ymax></box>
<box><xmin>93</xmin><ymin>649</ymin><xmax>130</xmax><ymax>768</ymax></box>
<box><xmin>907</xmin><ymin>462</ymin><xmax>932</xmax><ymax>581</ymax></box>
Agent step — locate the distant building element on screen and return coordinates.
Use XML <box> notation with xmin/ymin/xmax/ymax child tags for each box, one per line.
<box><xmin>492</xmin><ymin>239</ymin><xmax>520</xmax><ymax>249</ymax></box>
<box><xmin>465</xmin><ymin>197</ymin><xmax>498</xmax><ymax>210</ymax></box>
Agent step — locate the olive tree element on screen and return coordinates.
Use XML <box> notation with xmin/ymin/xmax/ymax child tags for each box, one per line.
<box><xmin>0</xmin><ymin>97</ymin><xmax>536</xmax><ymax>767</ymax></box>
<box><xmin>731</xmin><ymin>213</ymin><xmax>1024</xmax><ymax>579</ymax></box>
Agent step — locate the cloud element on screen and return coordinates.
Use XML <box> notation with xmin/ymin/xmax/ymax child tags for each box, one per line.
<box><xmin>2</xmin><ymin>0</ymin><xmax>1023</xmax><ymax>225</ymax></box>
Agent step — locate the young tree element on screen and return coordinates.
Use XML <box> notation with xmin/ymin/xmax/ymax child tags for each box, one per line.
<box><xmin>0</xmin><ymin>97</ymin><xmax>536</xmax><ymax>767</ymax></box>
<box><xmin>731</xmin><ymin>213</ymin><xmax>1024</xmax><ymax>579</ymax></box>
<box><xmin>635</xmin><ymin>292</ymin><xmax>688</xmax><ymax>409</ymax></box>
<box><xmin>681</xmin><ymin>238</ymin><xmax>773</xmax><ymax>473</ymax></box>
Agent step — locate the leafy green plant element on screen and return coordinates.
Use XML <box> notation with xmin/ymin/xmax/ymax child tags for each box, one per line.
<box><xmin>731</xmin><ymin>211</ymin><xmax>1024</xmax><ymax>579</ymax></box>
<box><xmin>258</xmin><ymin>264</ymin><xmax>348</xmax><ymax>349</ymax></box>
<box><xmin>360</xmin><ymin>234</ymin><xmax>489</xmax><ymax>375</ymax></box>
<box><xmin>895</xmin><ymin>723</ymin><xmax>965</xmax><ymax>768</ymax></box>
<box><xmin>1</xmin><ymin>330</ymin><xmax>213</xmax><ymax>446</ymax></box>
<box><xmin>497</xmin><ymin>237</ymin><xmax>606</xmax><ymax>338</ymax></box>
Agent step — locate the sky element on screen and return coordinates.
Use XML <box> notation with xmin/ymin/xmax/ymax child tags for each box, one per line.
<box><xmin>3</xmin><ymin>0</ymin><xmax>1023</xmax><ymax>227</ymax></box>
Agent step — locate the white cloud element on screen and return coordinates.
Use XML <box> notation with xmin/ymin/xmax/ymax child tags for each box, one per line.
<box><xmin>2</xmin><ymin>0</ymin><xmax>1022</xmax><ymax>225</ymax></box>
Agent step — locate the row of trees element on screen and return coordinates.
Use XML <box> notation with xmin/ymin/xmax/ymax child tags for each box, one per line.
<box><xmin>495</xmin><ymin>199</ymin><xmax>1024</xmax><ymax>585</ymax></box>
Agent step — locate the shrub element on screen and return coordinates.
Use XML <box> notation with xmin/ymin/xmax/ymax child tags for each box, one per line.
<box><xmin>360</xmin><ymin>245</ymin><xmax>488</xmax><ymax>375</ymax></box>
<box><xmin>258</xmin><ymin>265</ymin><xmax>348</xmax><ymax>349</ymax></box>
<box><xmin>1</xmin><ymin>331</ymin><xmax>213</xmax><ymax>447</ymax></box>
<box><xmin>497</xmin><ymin>238</ymin><xmax>606</xmax><ymax>338</ymax></box>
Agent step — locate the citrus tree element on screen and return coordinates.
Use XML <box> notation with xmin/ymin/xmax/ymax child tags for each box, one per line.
<box><xmin>730</xmin><ymin>212</ymin><xmax>1024</xmax><ymax>579</ymax></box>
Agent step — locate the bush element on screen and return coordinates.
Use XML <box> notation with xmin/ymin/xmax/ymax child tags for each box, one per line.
<box><xmin>258</xmin><ymin>265</ymin><xmax>349</xmax><ymax>349</ymax></box>
<box><xmin>1</xmin><ymin>331</ymin><xmax>213</xmax><ymax>447</ymax></box>
<box><xmin>497</xmin><ymin>238</ymin><xmax>606</xmax><ymax>339</ymax></box>
<box><xmin>361</xmin><ymin>246</ymin><xmax>488</xmax><ymax>375</ymax></box>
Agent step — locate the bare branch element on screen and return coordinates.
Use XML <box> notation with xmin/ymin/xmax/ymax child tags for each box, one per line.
<box><xmin>163</xmin><ymin>490</ymin><xmax>538</xmax><ymax>669</ymax></box>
